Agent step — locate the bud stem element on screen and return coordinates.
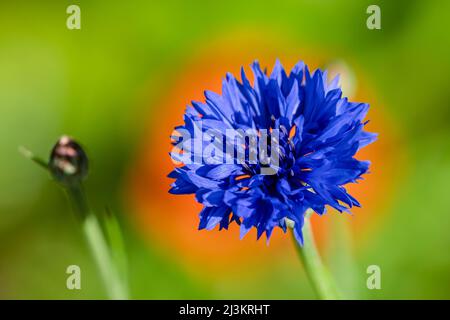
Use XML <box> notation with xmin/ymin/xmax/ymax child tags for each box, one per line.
<box><xmin>81</xmin><ymin>211</ymin><xmax>129</xmax><ymax>300</ymax></box>
<box><xmin>66</xmin><ymin>184</ymin><xmax>128</xmax><ymax>299</ymax></box>
<box><xmin>292</xmin><ymin>211</ymin><xmax>341</xmax><ymax>300</ymax></box>
<box><xmin>67</xmin><ymin>183</ymin><xmax>89</xmax><ymax>220</ymax></box>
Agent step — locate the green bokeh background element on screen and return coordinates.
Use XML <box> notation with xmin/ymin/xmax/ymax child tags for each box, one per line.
<box><xmin>0</xmin><ymin>0</ymin><xmax>449</xmax><ymax>299</ymax></box>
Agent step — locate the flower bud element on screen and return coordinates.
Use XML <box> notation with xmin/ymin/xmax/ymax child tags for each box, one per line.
<box><xmin>49</xmin><ymin>136</ymin><xmax>88</xmax><ymax>186</ymax></box>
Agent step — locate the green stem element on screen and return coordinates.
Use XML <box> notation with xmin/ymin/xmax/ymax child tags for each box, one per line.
<box><xmin>293</xmin><ymin>212</ymin><xmax>341</xmax><ymax>300</ymax></box>
<box><xmin>18</xmin><ymin>146</ymin><xmax>48</xmax><ymax>170</ymax></box>
<box><xmin>82</xmin><ymin>213</ymin><xmax>128</xmax><ymax>300</ymax></box>
<box><xmin>67</xmin><ymin>185</ymin><xmax>128</xmax><ymax>300</ymax></box>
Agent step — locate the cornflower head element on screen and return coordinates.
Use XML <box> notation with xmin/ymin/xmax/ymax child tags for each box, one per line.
<box><xmin>169</xmin><ymin>60</ymin><xmax>376</xmax><ymax>245</ymax></box>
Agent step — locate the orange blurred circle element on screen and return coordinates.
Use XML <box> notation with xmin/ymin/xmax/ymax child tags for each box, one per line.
<box><xmin>125</xmin><ymin>30</ymin><xmax>404</xmax><ymax>279</ymax></box>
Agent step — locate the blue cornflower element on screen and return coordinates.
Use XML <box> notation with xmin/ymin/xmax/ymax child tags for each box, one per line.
<box><xmin>169</xmin><ymin>60</ymin><xmax>377</xmax><ymax>245</ymax></box>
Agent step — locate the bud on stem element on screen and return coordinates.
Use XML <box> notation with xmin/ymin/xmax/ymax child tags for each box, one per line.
<box><xmin>20</xmin><ymin>135</ymin><xmax>129</xmax><ymax>299</ymax></box>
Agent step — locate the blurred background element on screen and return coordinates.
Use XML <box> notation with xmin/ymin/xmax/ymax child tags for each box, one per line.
<box><xmin>0</xmin><ymin>0</ymin><xmax>449</xmax><ymax>299</ymax></box>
